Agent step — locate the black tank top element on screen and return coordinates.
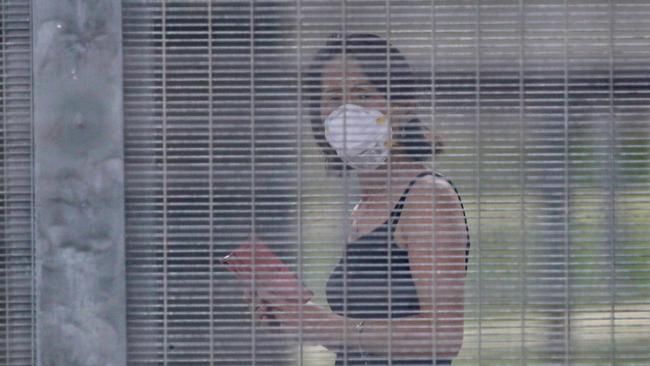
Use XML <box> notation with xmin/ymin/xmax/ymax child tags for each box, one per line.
<box><xmin>325</xmin><ymin>171</ymin><xmax>469</xmax><ymax>365</ymax></box>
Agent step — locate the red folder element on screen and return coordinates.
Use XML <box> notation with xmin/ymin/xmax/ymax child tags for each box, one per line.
<box><xmin>221</xmin><ymin>236</ymin><xmax>313</xmax><ymax>304</ymax></box>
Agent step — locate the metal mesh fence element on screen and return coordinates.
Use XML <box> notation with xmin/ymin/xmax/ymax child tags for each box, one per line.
<box><xmin>122</xmin><ymin>1</ymin><xmax>650</xmax><ymax>365</ymax></box>
<box><xmin>0</xmin><ymin>1</ymin><xmax>33</xmax><ymax>365</ymax></box>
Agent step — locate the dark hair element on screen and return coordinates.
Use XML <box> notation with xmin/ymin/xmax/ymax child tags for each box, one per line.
<box><xmin>303</xmin><ymin>33</ymin><xmax>441</xmax><ymax>174</ymax></box>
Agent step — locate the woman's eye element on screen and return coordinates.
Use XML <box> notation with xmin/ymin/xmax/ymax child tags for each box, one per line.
<box><xmin>357</xmin><ymin>90</ymin><xmax>375</xmax><ymax>101</ymax></box>
<box><xmin>327</xmin><ymin>95</ymin><xmax>341</xmax><ymax>103</ymax></box>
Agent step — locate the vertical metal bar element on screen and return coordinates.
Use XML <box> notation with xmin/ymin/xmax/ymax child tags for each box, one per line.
<box><xmin>562</xmin><ymin>0</ymin><xmax>570</xmax><ymax>364</ymax></box>
<box><xmin>607</xmin><ymin>1</ymin><xmax>617</xmax><ymax>364</ymax></box>
<box><xmin>341</xmin><ymin>2</ymin><xmax>349</xmax><ymax>364</ymax></box>
<box><xmin>475</xmin><ymin>2</ymin><xmax>482</xmax><ymax>364</ymax></box>
<box><xmin>28</xmin><ymin>0</ymin><xmax>36</xmax><ymax>362</ymax></box>
<box><xmin>296</xmin><ymin>1</ymin><xmax>304</xmax><ymax>365</ymax></box>
<box><xmin>385</xmin><ymin>1</ymin><xmax>393</xmax><ymax>364</ymax></box>
<box><xmin>161</xmin><ymin>2</ymin><xmax>168</xmax><ymax>364</ymax></box>
<box><xmin>1</xmin><ymin>1</ymin><xmax>9</xmax><ymax>362</ymax></box>
<box><xmin>207</xmin><ymin>1</ymin><xmax>215</xmax><ymax>364</ymax></box>
<box><xmin>249</xmin><ymin>1</ymin><xmax>256</xmax><ymax>364</ymax></box>
<box><xmin>518</xmin><ymin>0</ymin><xmax>528</xmax><ymax>364</ymax></box>
<box><xmin>430</xmin><ymin>1</ymin><xmax>438</xmax><ymax>362</ymax></box>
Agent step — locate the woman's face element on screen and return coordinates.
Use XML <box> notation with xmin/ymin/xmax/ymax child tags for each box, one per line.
<box><xmin>319</xmin><ymin>54</ymin><xmax>388</xmax><ymax>123</ymax></box>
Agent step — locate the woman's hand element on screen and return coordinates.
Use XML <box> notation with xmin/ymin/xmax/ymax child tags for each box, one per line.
<box><xmin>243</xmin><ymin>287</ymin><xmax>341</xmax><ymax>343</ymax></box>
<box><xmin>242</xmin><ymin>288</ymin><xmax>278</xmax><ymax>329</ymax></box>
<box><xmin>273</xmin><ymin>301</ymin><xmax>332</xmax><ymax>331</ymax></box>
<box><xmin>257</xmin><ymin>295</ymin><xmax>344</xmax><ymax>346</ymax></box>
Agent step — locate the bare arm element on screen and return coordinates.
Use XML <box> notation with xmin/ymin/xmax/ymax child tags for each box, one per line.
<box><xmin>357</xmin><ymin>175</ymin><xmax>467</xmax><ymax>359</ymax></box>
<box><xmin>268</xmin><ymin>175</ymin><xmax>468</xmax><ymax>360</ymax></box>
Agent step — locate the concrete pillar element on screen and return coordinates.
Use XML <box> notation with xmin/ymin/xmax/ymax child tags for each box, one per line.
<box><xmin>33</xmin><ymin>1</ymin><xmax>126</xmax><ymax>365</ymax></box>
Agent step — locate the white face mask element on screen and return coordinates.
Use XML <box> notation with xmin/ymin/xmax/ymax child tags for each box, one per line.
<box><xmin>324</xmin><ymin>103</ymin><xmax>390</xmax><ymax>171</ymax></box>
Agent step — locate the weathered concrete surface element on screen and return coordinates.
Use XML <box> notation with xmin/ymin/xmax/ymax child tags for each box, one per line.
<box><xmin>33</xmin><ymin>1</ymin><xmax>126</xmax><ymax>365</ymax></box>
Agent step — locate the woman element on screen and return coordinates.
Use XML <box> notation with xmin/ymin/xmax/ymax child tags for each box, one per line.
<box><xmin>251</xmin><ymin>33</ymin><xmax>470</xmax><ymax>365</ymax></box>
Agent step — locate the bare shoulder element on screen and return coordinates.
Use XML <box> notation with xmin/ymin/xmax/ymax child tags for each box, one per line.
<box><xmin>394</xmin><ymin>173</ymin><xmax>466</xmax><ymax>250</ymax></box>
<box><xmin>405</xmin><ymin>173</ymin><xmax>461</xmax><ymax>205</ymax></box>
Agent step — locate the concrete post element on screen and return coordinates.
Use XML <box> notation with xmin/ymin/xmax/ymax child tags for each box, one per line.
<box><xmin>33</xmin><ymin>1</ymin><xmax>126</xmax><ymax>365</ymax></box>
